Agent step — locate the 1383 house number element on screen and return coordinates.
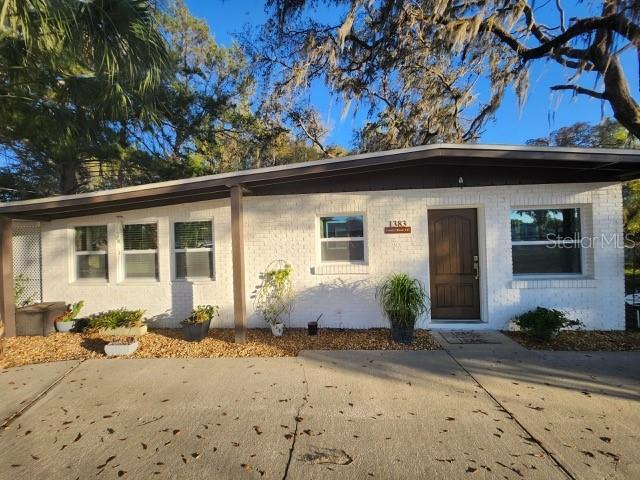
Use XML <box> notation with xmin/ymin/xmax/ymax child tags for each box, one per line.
<box><xmin>384</xmin><ymin>220</ymin><xmax>411</xmax><ymax>234</ymax></box>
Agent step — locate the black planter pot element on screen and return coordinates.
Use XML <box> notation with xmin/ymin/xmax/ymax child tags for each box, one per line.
<box><xmin>307</xmin><ymin>321</ymin><xmax>318</xmax><ymax>336</ymax></box>
<box><xmin>182</xmin><ymin>319</ymin><xmax>211</xmax><ymax>342</ymax></box>
<box><xmin>391</xmin><ymin>323</ymin><xmax>415</xmax><ymax>344</ymax></box>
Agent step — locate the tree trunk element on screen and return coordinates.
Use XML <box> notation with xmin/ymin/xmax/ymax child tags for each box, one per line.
<box><xmin>59</xmin><ymin>159</ymin><xmax>79</xmax><ymax>195</ymax></box>
<box><xmin>601</xmin><ymin>57</ymin><xmax>640</xmax><ymax>140</ymax></box>
<box><xmin>593</xmin><ymin>1</ymin><xmax>640</xmax><ymax>140</ymax></box>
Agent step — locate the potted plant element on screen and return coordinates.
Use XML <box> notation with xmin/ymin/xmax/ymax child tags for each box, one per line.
<box><xmin>88</xmin><ymin>308</ymin><xmax>147</xmax><ymax>337</ymax></box>
<box><xmin>513</xmin><ymin>307</ymin><xmax>583</xmax><ymax>341</ymax></box>
<box><xmin>255</xmin><ymin>261</ymin><xmax>294</xmax><ymax>337</ymax></box>
<box><xmin>104</xmin><ymin>336</ymin><xmax>139</xmax><ymax>356</ymax></box>
<box><xmin>376</xmin><ymin>273</ymin><xmax>430</xmax><ymax>344</ymax></box>
<box><xmin>181</xmin><ymin>305</ymin><xmax>219</xmax><ymax>341</ymax></box>
<box><xmin>55</xmin><ymin>301</ymin><xmax>84</xmax><ymax>333</ymax></box>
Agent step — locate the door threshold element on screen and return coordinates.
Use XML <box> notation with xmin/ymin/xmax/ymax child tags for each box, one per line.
<box><xmin>428</xmin><ymin>322</ymin><xmax>490</xmax><ymax>330</ymax></box>
<box><xmin>431</xmin><ymin>319</ymin><xmax>483</xmax><ymax>323</ymax></box>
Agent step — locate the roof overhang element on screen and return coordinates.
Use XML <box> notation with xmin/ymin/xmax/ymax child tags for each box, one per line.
<box><xmin>1</xmin><ymin>144</ymin><xmax>639</xmax><ymax>221</ymax></box>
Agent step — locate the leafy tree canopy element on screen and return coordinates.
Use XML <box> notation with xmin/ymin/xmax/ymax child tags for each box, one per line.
<box><xmin>0</xmin><ymin>0</ymin><xmax>341</xmax><ymax>199</ymax></box>
<box><xmin>527</xmin><ymin>118</ymin><xmax>640</xmax><ymax>233</ymax></box>
<box><xmin>254</xmin><ymin>0</ymin><xmax>640</xmax><ymax>151</ymax></box>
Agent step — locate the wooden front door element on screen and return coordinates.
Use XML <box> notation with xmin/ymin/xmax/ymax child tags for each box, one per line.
<box><xmin>428</xmin><ymin>208</ymin><xmax>480</xmax><ymax>320</ymax></box>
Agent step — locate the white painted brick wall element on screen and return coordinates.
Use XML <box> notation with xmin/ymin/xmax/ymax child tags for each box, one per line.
<box><xmin>41</xmin><ymin>183</ymin><xmax>625</xmax><ymax>330</ymax></box>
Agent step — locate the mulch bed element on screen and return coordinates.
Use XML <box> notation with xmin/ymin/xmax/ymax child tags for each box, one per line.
<box><xmin>0</xmin><ymin>328</ymin><xmax>440</xmax><ymax>369</ymax></box>
<box><xmin>504</xmin><ymin>330</ymin><xmax>640</xmax><ymax>351</ymax></box>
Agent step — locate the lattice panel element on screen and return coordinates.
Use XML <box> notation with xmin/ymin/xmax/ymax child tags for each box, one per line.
<box><xmin>13</xmin><ymin>221</ymin><xmax>42</xmax><ymax>305</ymax></box>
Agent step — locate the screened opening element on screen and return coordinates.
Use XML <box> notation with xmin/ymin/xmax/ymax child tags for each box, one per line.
<box><xmin>75</xmin><ymin>225</ymin><xmax>108</xmax><ymax>280</ymax></box>
<box><xmin>510</xmin><ymin>208</ymin><xmax>582</xmax><ymax>275</ymax></box>
<box><xmin>174</xmin><ymin>221</ymin><xmax>214</xmax><ymax>279</ymax></box>
<box><xmin>319</xmin><ymin>215</ymin><xmax>365</xmax><ymax>262</ymax></box>
<box><xmin>123</xmin><ymin>223</ymin><xmax>158</xmax><ymax>279</ymax></box>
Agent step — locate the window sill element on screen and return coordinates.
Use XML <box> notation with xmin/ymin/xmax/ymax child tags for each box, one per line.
<box><xmin>311</xmin><ymin>263</ymin><xmax>369</xmax><ymax>275</ymax></box>
<box><xmin>117</xmin><ymin>280</ymin><xmax>161</xmax><ymax>286</ymax></box>
<box><xmin>171</xmin><ymin>278</ymin><xmax>216</xmax><ymax>285</ymax></box>
<box><xmin>510</xmin><ymin>277</ymin><xmax>596</xmax><ymax>289</ymax></box>
<box><xmin>70</xmin><ymin>280</ymin><xmax>109</xmax><ymax>286</ymax></box>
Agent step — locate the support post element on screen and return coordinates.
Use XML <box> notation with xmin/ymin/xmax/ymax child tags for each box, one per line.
<box><xmin>0</xmin><ymin>217</ymin><xmax>15</xmax><ymax>340</ymax></box>
<box><xmin>230</xmin><ymin>185</ymin><xmax>247</xmax><ymax>343</ymax></box>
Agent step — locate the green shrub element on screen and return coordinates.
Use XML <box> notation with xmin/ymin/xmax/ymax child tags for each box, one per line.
<box><xmin>181</xmin><ymin>305</ymin><xmax>219</xmax><ymax>325</ymax></box>
<box><xmin>88</xmin><ymin>308</ymin><xmax>145</xmax><ymax>330</ymax></box>
<box><xmin>375</xmin><ymin>273</ymin><xmax>430</xmax><ymax>327</ymax></box>
<box><xmin>513</xmin><ymin>307</ymin><xmax>583</xmax><ymax>341</ymax></box>
<box><xmin>57</xmin><ymin>301</ymin><xmax>85</xmax><ymax>322</ymax></box>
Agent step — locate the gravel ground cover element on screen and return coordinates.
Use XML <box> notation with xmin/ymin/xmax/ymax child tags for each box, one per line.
<box><xmin>505</xmin><ymin>330</ymin><xmax>640</xmax><ymax>351</ymax></box>
<box><xmin>0</xmin><ymin>328</ymin><xmax>440</xmax><ymax>368</ymax></box>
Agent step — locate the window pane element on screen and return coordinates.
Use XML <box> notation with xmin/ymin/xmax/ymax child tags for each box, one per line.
<box><xmin>321</xmin><ymin>216</ymin><xmax>364</xmax><ymax>238</ymax></box>
<box><xmin>511</xmin><ymin>209</ymin><xmax>581</xmax><ymax>241</ymax></box>
<box><xmin>124</xmin><ymin>224</ymin><xmax>157</xmax><ymax>250</ymax></box>
<box><xmin>75</xmin><ymin>226</ymin><xmax>108</xmax><ymax>251</ymax></box>
<box><xmin>175</xmin><ymin>221</ymin><xmax>213</xmax><ymax>249</ymax></box>
<box><xmin>321</xmin><ymin>240</ymin><xmax>365</xmax><ymax>262</ymax></box>
<box><xmin>512</xmin><ymin>245</ymin><xmax>581</xmax><ymax>275</ymax></box>
<box><xmin>125</xmin><ymin>253</ymin><xmax>158</xmax><ymax>279</ymax></box>
<box><xmin>176</xmin><ymin>251</ymin><xmax>214</xmax><ymax>278</ymax></box>
<box><xmin>77</xmin><ymin>254</ymin><xmax>108</xmax><ymax>279</ymax></box>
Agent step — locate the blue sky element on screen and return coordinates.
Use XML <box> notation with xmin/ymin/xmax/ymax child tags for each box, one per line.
<box><xmin>187</xmin><ymin>0</ymin><xmax>639</xmax><ymax>148</ymax></box>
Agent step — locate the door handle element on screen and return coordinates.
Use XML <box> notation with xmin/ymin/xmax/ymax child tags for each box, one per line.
<box><xmin>473</xmin><ymin>256</ymin><xmax>479</xmax><ymax>280</ymax></box>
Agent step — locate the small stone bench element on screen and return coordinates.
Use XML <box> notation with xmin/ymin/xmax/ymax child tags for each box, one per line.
<box><xmin>16</xmin><ymin>302</ymin><xmax>67</xmax><ymax>336</ymax></box>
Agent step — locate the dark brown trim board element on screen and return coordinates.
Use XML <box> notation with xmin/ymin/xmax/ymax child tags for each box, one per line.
<box><xmin>0</xmin><ymin>218</ymin><xmax>15</xmax><ymax>338</ymax></box>
<box><xmin>231</xmin><ymin>185</ymin><xmax>247</xmax><ymax>343</ymax></box>
<box><xmin>0</xmin><ymin>144</ymin><xmax>639</xmax><ymax>221</ymax></box>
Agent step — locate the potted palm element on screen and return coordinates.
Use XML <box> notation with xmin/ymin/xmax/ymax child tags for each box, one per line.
<box><xmin>55</xmin><ymin>301</ymin><xmax>85</xmax><ymax>333</ymax></box>
<box><xmin>181</xmin><ymin>305</ymin><xmax>219</xmax><ymax>341</ymax></box>
<box><xmin>255</xmin><ymin>261</ymin><xmax>294</xmax><ymax>337</ymax></box>
<box><xmin>376</xmin><ymin>273</ymin><xmax>430</xmax><ymax>344</ymax></box>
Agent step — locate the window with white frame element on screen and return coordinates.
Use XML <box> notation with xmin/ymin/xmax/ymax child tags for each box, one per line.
<box><xmin>123</xmin><ymin>223</ymin><xmax>158</xmax><ymax>280</ymax></box>
<box><xmin>510</xmin><ymin>208</ymin><xmax>582</xmax><ymax>275</ymax></box>
<box><xmin>319</xmin><ymin>215</ymin><xmax>365</xmax><ymax>262</ymax></box>
<box><xmin>174</xmin><ymin>221</ymin><xmax>214</xmax><ymax>279</ymax></box>
<box><xmin>75</xmin><ymin>225</ymin><xmax>108</xmax><ymax>280</ymax></box>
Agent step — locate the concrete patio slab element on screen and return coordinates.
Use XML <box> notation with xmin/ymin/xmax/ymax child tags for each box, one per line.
<box><xmin>1</xmin><ymin>342</ymin><xmax>638</xmax><ymax>479</ymax></box>
<box><xmin>289</xmin><ymin>350</ymin><xmax>563</xmax><ymax>479</ymax></box>
<box><xmin>1</xmin><ymin>358</ymin><xmax>305</xmax><ymax>480</ymax></box>
<box><xmin>437</xmin><ymin>332</ymin><xmax>640</xmax><ymax>479</ymax></box>
<box><xmin>0</xmin><ymin>360</ymin><xmax>80</xmax><ymax>424</ymax></box>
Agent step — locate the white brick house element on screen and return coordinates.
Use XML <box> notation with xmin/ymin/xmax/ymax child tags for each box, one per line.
<box><xmin>1</xmin><ymin>144</ymin><xmax>637</xmax><ymax>337</ymax></box>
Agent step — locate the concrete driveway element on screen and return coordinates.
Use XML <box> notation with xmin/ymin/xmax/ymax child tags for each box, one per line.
<box><xmin>1</xmin><ymin>334</ymin><xmax>638</xmax><ymax>479</ymax></box>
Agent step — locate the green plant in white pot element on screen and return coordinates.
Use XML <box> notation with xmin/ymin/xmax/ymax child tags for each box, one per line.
<box><xmin>255</xmin><ymin>261</ymin><xmax>294</xmax><ymax>337</ymax></box>
<box><xmin>376</xmin><ymin>273</ymin><xmax>430</xmax><ymax>344</ymax></box>
<box><xmin>55</xmin><ymin>301</ymin><xmax>84</xmax><ymax>333</ymax></box>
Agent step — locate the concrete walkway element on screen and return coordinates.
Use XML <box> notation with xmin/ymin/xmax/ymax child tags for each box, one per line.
<box><xmin>0</xmin><ymin>334</ymin><xmax>638</xmax><ymax>479</ymax></box>
<box><xmin>433</xmin><ymin>331</ymin><xmax>640</xmax><ymax>479</ymax></box>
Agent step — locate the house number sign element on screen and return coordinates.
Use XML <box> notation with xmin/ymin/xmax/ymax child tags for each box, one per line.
<box><xmin>384</xmin><ymin>220</ymin><xmax>411</xmax><ymax>234</ymax></box>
